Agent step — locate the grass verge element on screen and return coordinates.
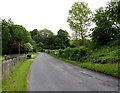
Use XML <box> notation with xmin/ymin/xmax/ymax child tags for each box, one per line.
<box><xmin>2</xmin><ymin>52</ymin><xmax>38</xmax><ymax>91</ymax></box>
<box><xmin>2</xmin><ymin>59</ymin><xmax>32</xmax><ymax>91</ymax></box>
<box><xmin>0</xmin><ymin>56</ymin><xmax>5</xmax><ymax>61</ymax></box>
<box><xmin>29</xmin><ymin>52</ymin><xmax>38</xmax><ymax>59</ymax></box>
<box><xmin>50</xmin><ymin>54</ymin><xmax>120</xmax><ymax>78</ymax></box>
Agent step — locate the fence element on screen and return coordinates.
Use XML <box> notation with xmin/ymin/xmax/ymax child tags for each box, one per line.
<box><xmin>2</xmin><ymin>55</ymin><xmax>26</xmax><ymax>78</ymax></box>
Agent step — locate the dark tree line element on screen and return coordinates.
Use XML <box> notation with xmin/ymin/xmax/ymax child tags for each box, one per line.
<box><xmin>1</xmin><ymin>19</ymin><xmax>70</xmax><ymax>55</ymax></box>
<box><xmin>2</xmin><ymin>19</ymin><xmax>36</xmax><ymax>55</ymax></box>
<box><xmin>30</xmin><ymin>29</ymin><xmax>70</xmax><ymax>50</ymax></box>
<box><xmin>91</xmin><ymin>1</ymin><xmax>120</xmax><ymax>47</ymax></box>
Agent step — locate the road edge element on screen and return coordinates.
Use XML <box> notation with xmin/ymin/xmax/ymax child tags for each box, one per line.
<box><xmin>48</xmin><ymin>53</ymin><xmax>120</xmax><ymax>80</ymax></box>
<box><xmin>27</xmin><ymin>59</ymin><xmax>34</xmax><ymax>91</ymax></box>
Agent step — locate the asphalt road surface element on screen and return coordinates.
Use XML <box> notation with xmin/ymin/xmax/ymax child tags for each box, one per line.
<box><xmin>29</xmin><ymin>52</ymin><xmax>119</xmax><ymax>91</ymax></box>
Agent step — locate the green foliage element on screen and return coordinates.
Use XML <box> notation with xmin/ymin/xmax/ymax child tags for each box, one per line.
<box><xmin>70</xmin><ymin>39</ymin><xmax>91</xmax><ymax>47</ymax></box>
<box><xmin>84</xmin><ymin>46</ymin><xmax>120</xmax><ymax>64</ymax></box>
<box><xmin>67</xmin><ymin>1</ymin><xmax>92</xmax><ymax>46</ymax></box>
<box><xmin>32</xmin><ymin>28</ymin><xmax>70</xmax><ymax>50</ymax></box>
<box><xmin>24</xmin><ymin>43</ymin><xmax>33</xmax><ymax>52</ymax></box>
<box><xmin>28</xmin><ymin>52</ymin><xmax>38</xmax><ymax>59</ymax></box>
<box><xmin>92</xmin><ymin>1</ymin><xmax>120</xmax><ymax>47</ymax></box>
<box><xmin>39</xmin><ymin>48</ymin><xmax>45</xmax><ymax>52</ymax></box>
<box><xmin>2</xmin><ymin>59</ymin><xmax>32</xmax><ymax>91</ymax></box>
<box><xmin>64</xmin><ymin>47</ymin><xmax>74</xmax><ymax>60</ymax></box>
<box><xmin>57</xmin><ymin>29</ymin><xmax>70</xmax><ymax>49</ymax></box>
<box><xmin>2</xmin><ymin>53</ymin><xmax>38</xmax><ymax>91</ymax></box>
<box><xmin>2</xmin><ymin>19</ymin><xmax>70</xmax><ymax>53</ymax></box>
<box><xmin>108</xmin><ymin>39</ymin><xmax>120</xmax><ymax>46</ymax></box>
<box><xmin>70</xmin><ymin>46</ymin><xmax>89</xmax><ymax>61</ymax></box>
<box><xmin>2</xmin><ymin>19</ymin><xmax>36</xmax><ymax>54</ymax></box>
<box><xmin>33</xmin><ymin>28</ymin><xmax>54</xmax><ymax>49</ymax></box>
<box><xmin>58</xmin><ymin>49</ymin><xmax>64</xmax><ymax>57</ymax></box>
<box><xmin>107</xmin><ymin>1</ymin><xmax>120</xmax><ymax>25</ymax></box>
<box><xmin>2</xmin><ymin>19</ymin><xmax>12</xmax><ymax>54</ymax></box>
<box><xmin>48</xmin><ymin>44</ymin><xmax>120</xmax><ymax>64</ymax></box>
<box><xmin>48</xmin><ymin>46</ymin><xmax>89</xmax><ymax>62</ymax></box>
<box><xmin>30</xmin><ymin>29</ymin><xmax>38</xmax><ymax>39</ymax></box>
<box><xmin>50</xmin><ymin>54</ymin><xmax>119</xmax><ymax>78</ymax></box>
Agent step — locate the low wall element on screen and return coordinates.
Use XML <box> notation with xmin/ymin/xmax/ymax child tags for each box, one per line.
<box><xmin>2</xmin><ymin>55</ymin><xmax>26</xmax><ymax>78</ymax></box>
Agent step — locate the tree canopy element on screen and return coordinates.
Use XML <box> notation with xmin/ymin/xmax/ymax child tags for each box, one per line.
<box><xmin>67</xmin><ymin>2</ymin><xmax>92</xmax><ymax>46</ymax></box>
<box><xmin>2</xmin><ymin>19</ymin><xmax>36</xmax><ymax>54</ymax></box>
<box><xmin>31</xmin><ymin>29</ymin><xmax>70</xmax><ymax>49</ymax></box>
<box><xmin>91</xmin><ymin>1</ymin><xmax>120</xmax><ymax>47</ymax></box>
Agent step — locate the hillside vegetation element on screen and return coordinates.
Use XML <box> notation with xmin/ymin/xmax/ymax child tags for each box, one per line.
<box><xmin>46</xmin><ymin>42</ymin><xmax>120</xmax><ymax>77</ymax></box>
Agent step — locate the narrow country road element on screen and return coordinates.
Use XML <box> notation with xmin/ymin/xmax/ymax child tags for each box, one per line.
<box><xmin>29</xmin><ymin>52</ymin><xmax>119</xmax><ymax>91</ymax></box>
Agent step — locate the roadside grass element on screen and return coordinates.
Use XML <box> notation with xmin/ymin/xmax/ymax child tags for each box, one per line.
<box><xmin>2</xmin><ymin>59</ymin><xmax>32</xmax><ymax>91</ymax></box>
<box><xmin>50</xmin><ymin>54</ymin><xmax>120</xmax><ymax>78</ymax></box>
<box><xmin>29</xmin><ymin>52</ymin><xmax>38</xmax><ymax>59</ymax></box>
<box><xmin>2</xmin><ymin>52</ymin><xmax>38</xmax><ymax>91</ymax></box>
<box><xmin>0</xmin><ymin>56</ymin><xmax>5</xmax><ymax>61</ymax></box>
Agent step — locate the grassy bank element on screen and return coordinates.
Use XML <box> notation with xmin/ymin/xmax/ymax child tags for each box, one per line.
<box><xmin>50</xmin><ymin>54</ymin><xmax>119</xmax><ymax>78</ymax></box>
<box><xmin>29</xmin><ymin>52</ymin><xmax>38</xmax><ymax>59</ymax></box>
<box><xmin>0</xmin><ymin>56</ymin><xmax>5</xmax><ymax>61</ymax></box>
<box><xmin>2</xmin><ymin>52</ymin><xmax>38</xmax><ymax>91</ymax></box>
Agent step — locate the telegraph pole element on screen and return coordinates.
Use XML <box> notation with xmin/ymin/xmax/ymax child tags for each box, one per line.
<box><xmin>18</xmin><ymin>42</ymin><xmax>20</xmax><ymax>55</ymax></box>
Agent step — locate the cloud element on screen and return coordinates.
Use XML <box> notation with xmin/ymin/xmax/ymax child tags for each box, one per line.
<box><xmin>0</xmin><ymin>0</ymin><xmax>109</xmax><ymax>35</ymax></box>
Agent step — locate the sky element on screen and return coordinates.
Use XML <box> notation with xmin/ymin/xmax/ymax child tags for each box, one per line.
<box><xmin>0</xmin><ymin>0</ymin><xmax>110</xmax><ymax>35</ymax></box>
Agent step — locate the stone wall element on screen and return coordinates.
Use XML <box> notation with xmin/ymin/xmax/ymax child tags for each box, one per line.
<box><xmin>2</xmin><ymin>55</ymin><xmax>26</xmax><ymax>78</ymax></box>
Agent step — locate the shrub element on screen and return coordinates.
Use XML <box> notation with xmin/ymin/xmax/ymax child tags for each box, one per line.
<box><xmin>108</xmin><ymin>39</ymin><xmax>120</xmax><ymax>46</ymax></box>
<box><xmin>64</xmin><ymin>47</ymin><xmax>74</xmax><ymax>60</ymax></box>
<box><xmin>39</xmin><ymin>49</ymin><xmax>45</xmax><ymax>52</ymax></box>
<box><xmin>58</xmin><ymin>49</ymin><xmax>64</xmax><ymax>57</ymax></box>
<box><xmin>58</xmin><ymin>46</ymin><xmax>89</xmax><ymax>62</ymax></box>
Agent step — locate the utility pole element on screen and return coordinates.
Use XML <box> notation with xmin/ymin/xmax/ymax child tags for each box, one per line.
<box><xmin>18</xmin><ymin>42</ymin><xmax>20</xmax><ymax>55</ymax></box>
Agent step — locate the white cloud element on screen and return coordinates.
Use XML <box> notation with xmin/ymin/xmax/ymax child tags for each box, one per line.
<box><xmin>0</xmin><ymin>0</ymin><xmax>110</xmax><ymax>34</ymax></box>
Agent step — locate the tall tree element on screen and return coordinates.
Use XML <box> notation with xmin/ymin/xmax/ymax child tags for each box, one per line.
<box><xmin>107</xmin><ymin>1</ymin><xmax>120</xmax><ymax>25</ymax></box>
<box><xmin>57</xmin><ymin>29</ymin><xmax>70</xmax><ymax>49</ymax></box>
<box><xmin>30</xmin><ymin>29</ymin><xmax>38</xmax><ymax>40</ymax></box>
<box><xmin>107</xmin><ymin>1</ymin><xmax>120</xmax><ymax>39</ymax></box>
<box><xmin>24</xmin><ymin>43</ymin><xmax>33</xmax><ymax>53</ymax></box>
<box><xmin>33</xmin><ymin>29</ymin><xmax>54</xmax><ymax>49</ymax></box>
<box><xmin>92</xmin><ymin>2</ymin><xmax>120</xmax><ymax>46</ymax></box>
<box><xmin>2</xmin><ymin>19</ymin><xmax>12</xmax><ymax>54</ymax></box>
<box><xmin>2</xmin><ymin>19</ymin><xmax>37</xmax><ymax>54</ymax></box>
<box><xmin>67</xmin><ymin>2</ymin><xmax>92</xmax><ymax>46</ymax></box>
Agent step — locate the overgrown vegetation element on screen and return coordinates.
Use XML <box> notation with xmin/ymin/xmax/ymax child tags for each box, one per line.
<box><xmin>45</xmin><ymin>1</ymin><xmax>120</xmax><ymax>78</ymax></box>
<box><xmin>2</xmin><ymin>19</ymin><xmax>37</xmax><ymax>55</ymax></box>
<box><xmin>46</xmin><ymin>45</ymin><xmax>120</xmax><ymax>64</ymax></box>
<box><xmin>46</xmin><ymin>44</ymin><xmax>120</xmax><ymax>77</ymax></box>
<box><xmin>49</xmin><ymin>54</ymin><xmax>119</xmax><ymax>77</ymax></box>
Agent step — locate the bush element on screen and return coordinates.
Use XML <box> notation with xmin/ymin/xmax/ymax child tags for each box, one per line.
<box><xmin>57</xmin><ymin>46</ymin><xmax>89</xmax><ymax>62</ymax></box>
<box><xmin>64</xmin><ymin>47</ymin><xmax>74</xmax><ymax>60</ymax></box>
<box><xmin>39</xmin><ymin>49</ymin><xmax>45</xmax><ymax>52</ymax></box>
<box><xmin>48</xmin><ymin>45</ymin><xmax>120</xmax><ymax>64</ymax></box>
<box><xmin>71</xmin><ymin>46</ymin><xmax>89</xmax><ymax>61</ymax></box>
<box><xmin>108</xmin><ymin>39</ymin><xmax>120</xmax><ymax>46</ymax></box>
<box><xmin>58</xmin><ymin>49</ymin><xmax>64</xmax><ymax>57</ymax></box>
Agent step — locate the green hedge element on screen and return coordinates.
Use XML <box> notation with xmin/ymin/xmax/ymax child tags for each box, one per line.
<box><xmin>46</xmin><ymin>46</ymin><xmax>120</xmax><ymax>64</ymax></box>
<box><xmin>46</xmin><ymin>46</ymin><xmax>90</xmax><ymax>62</ymax></box>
